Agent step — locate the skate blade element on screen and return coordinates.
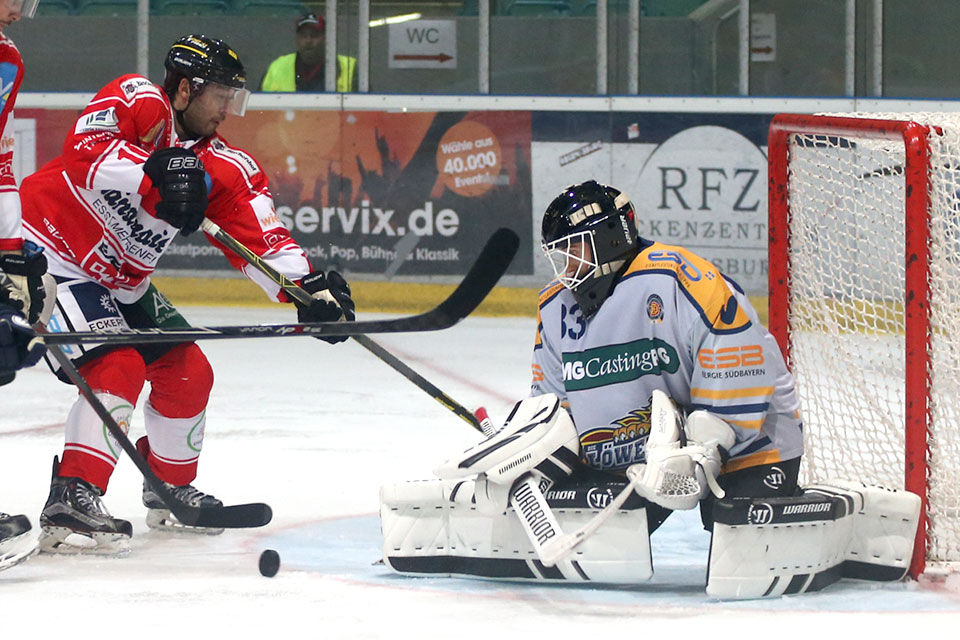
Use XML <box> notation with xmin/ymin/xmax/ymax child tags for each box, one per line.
<box><xmin>145</xmin><ymin>508</ymin><xmax>224</xmax><ymax>535</ymax></box>
<box><xmin>0</xmin><ymin>532</ymin><xmax>39</xmax><ymax>572</ymax></box>
<box><xmin>38</xmin><ymin>526</ymin><xmax>131</xmax><ymax>556</ymax></box>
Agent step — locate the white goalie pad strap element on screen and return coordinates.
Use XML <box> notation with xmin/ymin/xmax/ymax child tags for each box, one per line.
<box><xmin>380</xmin><ymin>477</ymin><xmax>653</xmax><ymax>584</ymax></box>
<box><xmin>433</xmin><ymin>393</ymin><xmax>580</xmax><ymax>485</ymax></box>
<box><xmin>706</xmin><ymin>480</ymin><xmax>920</xmax><ymax>599</ymax></box>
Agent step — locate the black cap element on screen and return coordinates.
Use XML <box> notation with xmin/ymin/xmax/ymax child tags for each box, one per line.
<box><xmin>296</xmin><ymin>12</ymin><xmax>324</xmax><ymax>31</ymax></box>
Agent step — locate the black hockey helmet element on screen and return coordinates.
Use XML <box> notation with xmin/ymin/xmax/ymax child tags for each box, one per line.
<box><xmin>541</xmin><ymin>180</ymin><xmax>639</xmax><ymax>317</ymax></box>
<box><xmin>163</xmin><ymin>35</ymin><xmax>249</xmax><ymax>116</ymax></box>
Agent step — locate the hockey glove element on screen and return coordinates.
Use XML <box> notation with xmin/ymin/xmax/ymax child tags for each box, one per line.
<box><xmin>143</xmin><ymin>147</ymin><xmax>208</xmax><ymax>236</ymax></box>
<box><xmin>0</xmin><ymin>304</ymin><xmax>45</xmax><ymax>386</ymax></box>
<box><xmin>296</xmin><ymin>270</ymin><xmax>356</xmax><ymax>344</ymax></box>
<box><xmin>0</xmin><ymin>241</ymin><xmax>56</xmax><ymax>325</ymax></box>
<box><xmin>629</xmin><ymin>392</ymin><xmax>736</xmax><ymax>511</ymax></box>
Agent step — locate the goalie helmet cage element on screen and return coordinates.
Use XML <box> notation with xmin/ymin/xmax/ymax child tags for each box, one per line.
<box><xmin>768</xmin><ymin>112</ymin><xmax>960</xmax><ymax>579</ymax></box>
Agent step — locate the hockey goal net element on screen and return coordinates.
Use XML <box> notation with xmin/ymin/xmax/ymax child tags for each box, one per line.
<box><xmin>768</xmin><ymin>113</ymin><xmax>960</xmax><ymax>578</ymax></box>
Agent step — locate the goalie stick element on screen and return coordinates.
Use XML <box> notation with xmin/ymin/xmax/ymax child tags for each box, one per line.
<box><xmin>33</xmin><ymin>323</ymin><xmax>273</xmax><ymax>530</ymax></box>
<box><xmin>475</xmin><ymin>407</ymin><xmax>574</xmax><ymax>571</ymax></box>
<box><xmin>201</xmin><ymin>223</ymin><xmax>591</xmax><ymax>568</ymax></box>
<box><xmin>200</xmin><ymin>218</ymin><xmax>483</xmax><ymax>431</ymax></box>
<box><xmin>39</xmin><ymin>227</ymin><xmax>519</xmax><ymax>348</ymax></box>
<box><xmin>539</xmin><ymin>471</ymin><xmax>640</xmax><ymax>567</ymax></box>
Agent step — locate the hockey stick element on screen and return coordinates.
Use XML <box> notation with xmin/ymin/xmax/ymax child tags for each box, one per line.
<box><xmin>539</xmin><ymin>472</ymin><xmax>640</xmax><ymax>567</ymax></box>
<box><xmin>200</xmin><ymin>218</ymin><xmax>483</xmax><ymax>431</ymax></box>
<box><xmin>537</xmin><ymin>388</ymin><xmax>685</xmax><ymax>565</ymax></box>
<box><xmin>476</xmin><ymin>407</ymin><xmax>575</xmax><ymax>571</ymax></box>
<box><xmin>39</xmin><ymin>227</ymin><xmax>519</xmax><ymax>347</ymax></box>
<box><xmin>44</xmin><ymin>229</ymin><xmax>520</xmax><ymax>345</ymax></box>
<box><xmin>34</xmin><ymin>324</ymin><xmax>273</xmax><ymax>529</ymax></box>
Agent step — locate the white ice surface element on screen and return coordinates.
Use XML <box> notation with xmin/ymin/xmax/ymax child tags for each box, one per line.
<box><xmin>2</xmin><ymin>307</ymin><xmax>959</xmax><ymax>638</ymax></box>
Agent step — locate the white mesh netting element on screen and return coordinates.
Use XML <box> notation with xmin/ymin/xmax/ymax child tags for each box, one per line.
<box><xmin>783</xmin><ymin>112</ymin><xmax>960</xmax><ymax>569</ymax></box>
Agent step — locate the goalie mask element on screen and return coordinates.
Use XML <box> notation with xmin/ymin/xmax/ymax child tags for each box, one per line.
<box><xmin>163</xmin><ymin>35</ymin><xmax>250</xmax><ymax>118</ymax></box>
<box><xmin>541</xmin><ymin>180</ymin><xmax>639</xmax><ymax>317</ymax></box>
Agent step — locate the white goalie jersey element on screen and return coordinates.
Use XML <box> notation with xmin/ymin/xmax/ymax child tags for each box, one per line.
<box><xmin>531</xmin><ymin>241</ymin><xmax>804</xmax><ymax>476</ymax></box>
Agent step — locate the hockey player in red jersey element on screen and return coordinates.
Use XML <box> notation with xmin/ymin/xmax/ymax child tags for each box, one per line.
<box><xmin>0</xmin><ymin>0</ymin><xmax>50</xmax><ymax>342</ymax></box>
<box><xmin>21</xmin><ymin>35</ymin><xmax>352</xmax><ymax>554</ymax></box>
<box><xmin>0</xmin><ymin>0</ymin><xmax>54</xmax><ymax>572</ymax></box>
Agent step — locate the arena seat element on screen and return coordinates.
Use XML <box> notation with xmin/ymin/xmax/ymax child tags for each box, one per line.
<box><xmin>234</xmin><ymin>0</ymin><xmax>306</xmax><ymax>16</ymax></box>
<box><xmin>504</xmin><ymin>1</ymin><xmax>571</xmax><ymax>17</ymax></box>
<box><xmin>154</xmin><ymin>0</ymin><xmax>231</xmax><ymax>14</ymax></box>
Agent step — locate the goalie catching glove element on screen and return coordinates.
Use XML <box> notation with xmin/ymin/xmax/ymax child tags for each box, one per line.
<box><xmin>143</xmin><ymin>147</ymin><xmax>208</xmax><ymax>236</ymax></box>
<box><xmin>296</xmin><ymin>270</ymin><xmax>356</xmax><ymax>344</ymax></box>
<box><xmin>628</xmin><ymin>389</ymin><xmax>736</xmax><ymax>511</ymax></box>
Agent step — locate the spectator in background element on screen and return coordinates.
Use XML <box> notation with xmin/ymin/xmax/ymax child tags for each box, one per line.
<box><xmin>260</xmin><ymin>12</ymin><xmax>358</xmax><ymax>93</ymax></box>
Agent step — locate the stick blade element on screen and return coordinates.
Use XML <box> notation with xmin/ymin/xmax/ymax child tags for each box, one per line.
<box><xmin>433</xmin><ymin>227</ymin><xmax>519</xmax><ymax>323</ymax></box>
<box><xmin>175</xmin><ymin>502</ymin><xmax>273</xmax><ymax>529</ymax></box>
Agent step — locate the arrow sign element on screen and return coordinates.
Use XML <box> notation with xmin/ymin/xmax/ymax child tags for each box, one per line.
<box><xmin>393</xmin><ymin>53</ymin><xmax>454</xmax><ymax>63</ymax></box>
<box><xmin>750</xmin><ymin>12</ymin><xmax>776</xmax><ymax>61</ymax></box>
<box><xmin>389</xmin><ymin>19</ymin><xmax>457</xmax><ymax>69</ymax></box>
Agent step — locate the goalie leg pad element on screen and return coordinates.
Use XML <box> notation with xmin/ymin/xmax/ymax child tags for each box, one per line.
<box><xmin>380</xmin><ymin>475</ymin><xmax>653</xmax><ymax>584</ymax></box>
<box><xmin>433</xmin><ymin>393</ymin><xmax>580</xmax><ymax>486</ymax></box>
<box><xmin>805</xmin><ymin>479</ymin><xmax>921</xmax><ymax>581</ymax></box>
<box><xmin>706</xmin><ymin>480</ymin><xmax>920</xmax><ymax>599</ymax></box>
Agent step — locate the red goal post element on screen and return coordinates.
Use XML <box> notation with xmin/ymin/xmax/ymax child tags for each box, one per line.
<box><xmin>767</xmin><ymin>113</ymin><xmax>960</xmax><ymax>578</ymax></box>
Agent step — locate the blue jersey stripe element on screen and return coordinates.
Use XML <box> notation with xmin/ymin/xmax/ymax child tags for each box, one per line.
<box><xmin>732</xmin><ymin>435</ymin><xmax>773</xmax><ymax>457</ymax></box>
<box><xmin>691</xmin><ymin>402</ymin><xmax>770</xmax><ymax>415</ymax></box>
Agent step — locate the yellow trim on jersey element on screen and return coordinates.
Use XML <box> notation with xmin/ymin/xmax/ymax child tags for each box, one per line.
<box><xmin>626</xmin><ymin>243</ymin><xmax>751</xmax><ymax>332</ymax></box>
<box><xmin>536</xmin><ymin>281</ymin><xmax>564</xmax><ymax>348</ymax></box>
<box><xmin>690</xmin><ymin>386</ymin><xmax>775</xmax><ymax>400</ymax></box>
<box><xmin>725</xmin><ymin>418</ymin><xmax>764</xmax><ymax>430</ymax></box>
<box><xmin>723</xmin><ymin>449</ymin><xmax>782</xmax><ymax>473</ymax></box>
<box><xmin>531</xmin><ymin>363</ymin><xmax>545</xmax><ymax>383</ymax></box>
<box><xmin>538</xmin><ymin>281</ymin><xmax>564</xmax><ymax>305</ymax></box>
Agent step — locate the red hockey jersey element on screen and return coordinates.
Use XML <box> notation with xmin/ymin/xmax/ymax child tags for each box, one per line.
<box><xmin>20</xmin><ymin>74</ymin><xmax>175</xmax><ymax>300</ymax></box>
<box><xmin>0</xmin><ymin>33</ymin><xmax>25</xmax><ymax>251</ymax></box>
<box><xmin>190</xmin><ymin>133</ymin><xmax>310</xmax><ymax>301</ymax></box>
<box><xmin>21</xmin><ymin>75</ymin><xmax>310</xmax><ymax>302</ymax></box>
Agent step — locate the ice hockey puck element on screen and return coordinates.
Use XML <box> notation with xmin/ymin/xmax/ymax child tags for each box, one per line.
<box><xmin>259</xmin><ymin>549</ymin><xmax>280</xmax><ymax>577</ymax></box>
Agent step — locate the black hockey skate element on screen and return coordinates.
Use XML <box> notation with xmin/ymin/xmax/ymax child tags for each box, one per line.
<box><xmin>0</xmin><ymin>511</ymin><xmax>37</xmax><ymax>571</ymax></box>
<box><xmin>38</xmin><ymin>457</ymin><xmax>132</xmax><ymax>555</ymax></box>
<box><xmin>143</xmin><ymin>481</ymin><xmax>225</xmax><ymax>535</ymax></box>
